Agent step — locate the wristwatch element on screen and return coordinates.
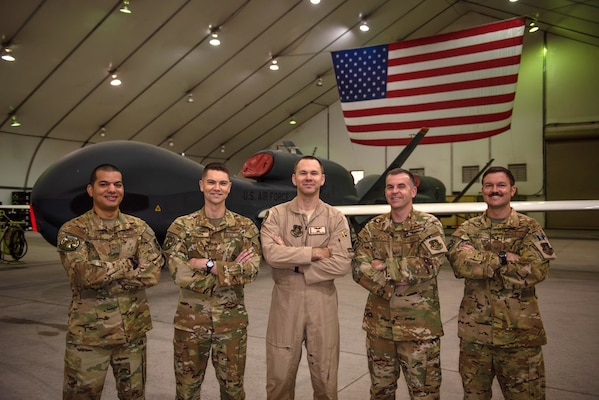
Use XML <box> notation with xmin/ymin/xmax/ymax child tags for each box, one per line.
<box><xmin>205</xmin><ymin>259</ymin><xmax>214</xmax><ymax>275</ymax></box>
<box><xmin>498</xmin><ymin>251</ymin><xmax>508</xmax><ymax>266</ymax></box>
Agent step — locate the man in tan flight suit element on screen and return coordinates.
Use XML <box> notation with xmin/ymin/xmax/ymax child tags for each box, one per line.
<box><xmin>260</xmin><ymin>155</ymin><xmax>353</xmax><ymax>400</ymax></box>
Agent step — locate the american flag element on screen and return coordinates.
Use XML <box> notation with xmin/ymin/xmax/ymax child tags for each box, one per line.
<box><xmin>331</xmin><ymin>18</ymin><xmax>526</xmax><ymax>146</ymax></box>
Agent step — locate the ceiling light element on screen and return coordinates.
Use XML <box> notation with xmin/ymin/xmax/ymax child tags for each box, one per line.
<box><xmin>310</xmin><ymin>0</ymin><xmax>321</xmax><ymax>4</ymax></box>
<box><xmin>360</xmin><ymin>20</ymin><xmax>370</xmax><ymax>32</ymax></box>
<box><xmin>221</xmin><ymin>145</ymin><xmax>226</xmax><ymax>153</ymax></box>
<box><xmin>289</xmin><ymin>116</ymin><xmax>297</xmax><ymax>125</ymax></box>
<box><xmin>119</xmin><ymin>1</ymin><xmax>132</xmax><ymax>14</ymax></box>
<box><xmin>208</xmin><ymin>25</ymin><xmax>221</xmax><ymax>46</ymax></box>
<box><xmin>10</xmin><ymin>115</ymin><xmax>21</xmax><ymax>127</ymax></box>
<box><xmin>99</xmin><ymin>127</ymin><xmax>106</xmax><ymax>137</ymax></box>
<box><xmin>528</xmin><ymin>21</ymin><xmax>539</xmax><ymax>33</ymax></box>
<box><xmin>509</xmin><ymin>0</ymin><xmax>518</xmax><ymax>2</ymax></box>
<box><xmin>316</xmin><ymin>77</ymin><xmax>323</xmax><ymax>87</ymax></box>
<box><xmin>110</xmin><ymin>73</ymin><xmax>122</xmax><ymax>86</ymax></box>
<box><xmin>269</xmin><ymin>58</ymin><xmax>279</xmax><ymax>71</ymax></box>
<box><xmin>1</xmin><ymin>47</ymin><xmax>15</xmax><ymax>62</ymax></box>
<box><xmin>209</xmin><ymin>32</ymin><xmax>220</xmax><ymax>46</ymax></box>
<box><xmin>168</xmin><ymin>139</ymin><xmax>174</xmax><ymax>147</ymax></box>
<box><xmin>186</xmin><ymin>93</ymin><xmax>194</xmax><ymax>103</ymax></box>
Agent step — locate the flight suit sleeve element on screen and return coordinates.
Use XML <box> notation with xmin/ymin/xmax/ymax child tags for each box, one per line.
<box><xmin>260</xmin><ymin>207</ymin><xmax>313</xmax><ymax>269</ymax></box>
<box><xmin>58</xmin><ymin>226</ymin><xmax>131</xmax><ymax>289</ymax></box>
<box><xmin>497</xmin><ymin>225</ymin><xmax>554</xmax><ymax>290</ymax></box>
<box><xmin>163</xmin><ymin>221</ymin><xmax>218</xmax><ymax>294</ymax></box>
<box><xmin>217</xmin><ymin>221</ymin><xmax>262</xmax><ymax>286</ymax></box>
<box><xmin>303</xmin><ymin>211</ymin><xmax>352</xmax><ymax>285</ymax></box>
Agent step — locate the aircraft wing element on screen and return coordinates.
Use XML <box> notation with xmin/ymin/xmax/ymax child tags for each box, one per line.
<box><xmin>333</xmin><ymin>200</ymin><xmax>599</xmax><ymax>216</ymax></box>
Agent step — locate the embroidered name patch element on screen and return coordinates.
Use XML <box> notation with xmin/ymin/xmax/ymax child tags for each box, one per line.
<box><xmin>308</xmin><ymin>226</ymin><xmax>327</xmax><ymax>235</ymax></box>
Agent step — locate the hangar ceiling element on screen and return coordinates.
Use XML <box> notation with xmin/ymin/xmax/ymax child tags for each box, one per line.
<box><xmin>1</xmin><ymin>0</ymin><xmax>598</xmax><ymax>170</ymax></box>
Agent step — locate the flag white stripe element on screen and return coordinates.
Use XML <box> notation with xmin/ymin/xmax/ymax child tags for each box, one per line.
<box><xmin>387</xmin><ymin>47</ymin><xmax>523</xmax><ymax>75</ymax></box>
<box><xmin>389</xmin><ymin>26</ymin><xmax>525</xmax><ymax>59</ymax></box>
<box><xmin>387</xmin><ymin>65</ymin><xmax>521</xmax><ymax>91</ymax></box>
<box><xmin>340</xmin><ymin>84</ymin><xmax>518</xmax><ymax>111</ymax></box>
<box><xmin>343</xmin><ymin>103</ymin><xmax>513</xmax><ymax>127</ymax></box>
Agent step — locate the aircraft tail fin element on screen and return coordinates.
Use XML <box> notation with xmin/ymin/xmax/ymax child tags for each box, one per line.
<box><xmin>281</xmin><ymin>141</ymin><xmax>303</xmax><ymax>154</ymax></box>
<box><xmin>358</xmin><ymin>128</ymin><xmax>429</xmax><ymax>204</ymax></box>
<box><xmin>452</xmin><ymin>158</ymin><xmax>494</xmax><ymax>203</ymax></box>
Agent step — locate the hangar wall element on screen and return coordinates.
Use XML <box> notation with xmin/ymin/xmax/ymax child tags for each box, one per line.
<box><xmin>272</xmin><ymin>21</ymin><xmax>599</xmax><ymax>220</ymax></box>
<box><xmin>1</xmin><ymin>16</ymin><xmax>598</xmax><ymax>229</ymax></box>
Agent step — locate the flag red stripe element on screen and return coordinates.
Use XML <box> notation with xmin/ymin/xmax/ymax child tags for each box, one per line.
<box><xmin>388</xmin><ymin>55</ymin><xmax>522</xmax><ymax>82</ymax></box>
<box><xmin>350</xmin><ymin>126</ymin><xmax>511</xmax><ymax>146</ymax></box>
<box><xmin>389</xmin><ymin>37</ymin><xmax>523</xmax><ymax>67</ymax></box>
<box><xmin>342</xmin><ymin>93</ymin><xmax>515</xmax><ymax>118</ymax></box>
<box><xmin>387</xmin><ymin>75</ymin><xmax>518</xmax><ymax>98</ymax></box>
<box><xmin>346</xmin><ymin>110</ymin><xmax>513</xmax><ymax>133</ymax></box>
<box><xmin>389</xmin><ymin>18</ymin><xmax>525</xmax><ymax>50</ymax></box>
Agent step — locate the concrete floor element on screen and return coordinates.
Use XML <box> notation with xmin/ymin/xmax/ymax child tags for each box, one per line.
<box><xmin>1</xmin><ymin>231</ymin><xmax>598</xmax><ymax>399</ymax></box>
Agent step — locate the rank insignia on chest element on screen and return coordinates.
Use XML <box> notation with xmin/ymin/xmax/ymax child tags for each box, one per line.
<box><xmin>291</xmin><ymin>225</ymin><xmax>303</xmax><ymax>237</ymax></box>
<box><xmin>308</xmin><ymin>226</ymin><xmax>327</xmax><ymax>235</ymax></box>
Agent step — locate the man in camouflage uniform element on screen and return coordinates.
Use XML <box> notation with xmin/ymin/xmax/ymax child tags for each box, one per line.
<box><xmin>57</xmin><ymin>163</ymin><xmax>164</xmax><ymax>400</ymax></box>
<box><xmin>353</xmin><ymin>168</ymin><xmax>446</xmax><ymax>400</ymax></box>
<box><xmin>446</xmin><ymin>166</ymin><xmax>556</xmax><ymax>400</ymax></box>
<box><xmin>260</xmin><ymin>155</ymin><xmax>352</xmax><ymax>400</ymax></box>
<box><xmin>162</xmin><ymin>162</ymin><xmax>261</xmax><ymax>400</ymax></box>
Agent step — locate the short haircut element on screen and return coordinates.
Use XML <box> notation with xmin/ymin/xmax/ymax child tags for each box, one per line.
<box><xmin>89</xmin><ymin>164</ymin><xmax>121</xmax><ymax>185</ymax></box>
<box><xmin>202</xmin><ymin>162</ymin><xmax>230</xmax><ymax>179</ymax></box>
<box><xmin>386</xmin><ymin>168</ymin><xmax>416</xmax><ymax>186</ymax></box>
<box><xmin>293</xmin><ymin>155</ymin><xmax>324</xmax><ymax>173</ymax></box>
<box><xmin>482</xmin><ymin>166</ymin><xmax>515</xmax><ymax>186</ymax></box>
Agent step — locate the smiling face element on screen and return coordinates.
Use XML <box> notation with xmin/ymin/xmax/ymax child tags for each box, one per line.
<box><xmin>292</xmin><ymin>158</ymin><xmax>325</xmax><ymax>197</ymax></box>
<box><xmin>385</xmin><ymin>172</ymin><xmax>417</xmax><ymax>212</ymax></box>
<box><xmin>87</xmin><ymin>169</ymin><xmax>124</xmax><ymax>219</ymax></box>
<box><xmin>482</xmin><ymin>171</ymin><xmax>517</xmax><ymax>212</ymax></box>
<box><xmin>200</xmin><ymin>168</ymin><xmax>231</xmax><ymax>207</ymax></box>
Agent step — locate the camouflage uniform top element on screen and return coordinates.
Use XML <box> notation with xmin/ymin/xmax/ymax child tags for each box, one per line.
<box><xmin>163</xmin><ymin>208</ymin><xmax>261</xmax><ymax>334</ymax></box>
<box><xmin>352</xmin><ymin>209</ymin><xmax>447</xmax><ymax>341</ymax></box>
<box><xmin>57</xmin><ymin>210</ymin><xmax>163</xmax><ymax>346</ymax></box>
<box><xmin>446</xmin><ymin>208</ymin><xmax>556</xmax><ymax>347</ymax></box>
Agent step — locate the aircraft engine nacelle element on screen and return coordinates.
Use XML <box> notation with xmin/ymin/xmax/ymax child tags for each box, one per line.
<box><xmin>31</xmin><ymin>141</ymin><xmax>205</xmax><ymax>246</ymax></box>
<box><xmin>414</xmin><ymin>175</ymin><xmax>446</xmax><ymax>203</ymax></box>
<box><xmin>241</xmin><ymin>150</ymin><xmax>358</xmax><ymax>205</ymax></box>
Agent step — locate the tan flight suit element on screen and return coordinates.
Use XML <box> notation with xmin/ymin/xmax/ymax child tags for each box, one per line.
<box><xmin>57</xmin><ymin>210</ymin><xmax>163</xmax><ymax>400</ymax></box>
<box><xmin>260</xmin><ymin>198</ymin><xmax>353</xmax><ymax>400</ymax></box>
<box><xmin>447</xmin><ymin>208</ymin><xmax>556</xmax><ymax>400</ymax></box>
